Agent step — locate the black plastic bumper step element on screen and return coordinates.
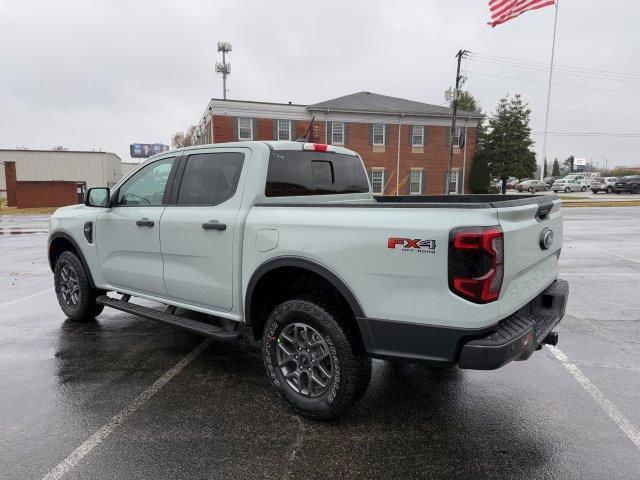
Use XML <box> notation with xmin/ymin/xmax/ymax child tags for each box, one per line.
<box><xmin>96</xmin><ymin>295</ymin><xmax>241</xmax><ymax>341</ymax></box>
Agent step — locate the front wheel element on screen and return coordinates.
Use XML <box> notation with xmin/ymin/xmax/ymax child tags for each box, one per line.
<box><xmin>606</xmin><ymin>187</ymin><xmax>613</xmax><ymax>194</ymax></box>
<box><xmin>54</xmin><ymin>251</ymin><xmax>102</xmax><ymax>321</ymax></box>
<box><xmin>262</xmin><ymin>296</ymin><xmax>371</xmax><ymax>420</ymax></box>
<box><xmin>528</xmin><ymin>187</ymin><xmax>535</xmax><ymax>193</ymax></box>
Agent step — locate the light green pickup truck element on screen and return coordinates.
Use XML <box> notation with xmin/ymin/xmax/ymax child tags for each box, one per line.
<box><xmin>48</xmin><ymin>140</ymin><xmax>568</xmax><ymax>419</ymax></box>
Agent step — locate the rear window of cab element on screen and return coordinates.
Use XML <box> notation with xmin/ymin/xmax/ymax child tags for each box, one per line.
<box><xmin>265</xmin><ymin>150</ymin><xmax>369</xmax><ymax>197</ymax></box>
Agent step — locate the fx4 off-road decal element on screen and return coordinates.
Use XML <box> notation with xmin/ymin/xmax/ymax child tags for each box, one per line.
<box><xmin>388</xmin><ymin>237</ymin><xmax>436</xmax><ymax>254</ymax></box>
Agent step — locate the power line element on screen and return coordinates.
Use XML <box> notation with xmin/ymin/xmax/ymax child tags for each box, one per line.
<box><xmin>469</xmin><ymin>58</ymin><xmax>640</xmax><ymax>86</ymax></box>
<box><xmin>531</xmin><ymin>108</ymin><xmax>640</xmax><ymax>117</ymax></box>
<box><xmin>531</xmin><ymin>131</ymin><xmax>640</xmax><ymax>137</ymax></box>
<box><xmin>470</xmin><ymin>51</ymin><xmax>640</xmax><ymax>81</ymax></box>
<box><xmin>464</xmin><ymin>70</ymin><xmax>640</xmax><ymax>96</ymax></box>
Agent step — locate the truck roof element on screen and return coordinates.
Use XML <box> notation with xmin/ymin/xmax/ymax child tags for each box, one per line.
<box><xmin>162</xmin><ymin>141</ymin><xmax>358</xmax><ymax>158</ymax></box>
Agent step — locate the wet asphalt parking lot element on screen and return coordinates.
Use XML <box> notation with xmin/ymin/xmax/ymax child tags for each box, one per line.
<box><xmin>1</xmin><ymin>208</ymin><xmax>640</xmax><ymax>479</ymax></box>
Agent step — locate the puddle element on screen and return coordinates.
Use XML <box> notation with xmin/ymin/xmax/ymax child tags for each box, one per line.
<box><xmin>0</xmin><ymin>229</ymin><xmax>48</xmax><ymax>235</ymax></box>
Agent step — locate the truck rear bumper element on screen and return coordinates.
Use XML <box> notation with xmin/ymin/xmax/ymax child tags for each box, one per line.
<box><xmin>356</xmin><ymin>279</ymin><xmax>569</xmax><ymax>369</ymax></box>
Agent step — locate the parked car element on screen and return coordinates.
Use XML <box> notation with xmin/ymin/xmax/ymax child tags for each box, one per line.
<box><xmin>584</xmin><ymin>172</ymin><xmax>601</xmax><ymax>187</ymax></box>
<box><xmin>613</xmin><ymin>176</ymin><xmax>640</xmax><ymax>194</ymax></box>
<box><xmin>591</xmin><ymin>177</ymin><xmax>619</xmax><ymax>194</ymax></box>
<box><xmin>543</xmin><ymin>176</ymin><xmax>559</xmax><ymax>186</ymax></box>
<box><xmin>48</xmin><ymin>141</ymin><xmax>568</xmax><ymax>419</ymax></box>
<box><xmin>553</xmin><ymin>179</ymin><xmax>585</xmax><ymax>193</ymax></box>
<box><xmin>553</xmin><ymin>175</ymin><xmax>587</xmax><ymax>193</ymax></box>
<box><xmin>516</xmin><ymin>179</ymin><xmax>551</xmax><ymax>193</ymax></box>
<box><xmin>506</xmin><ymin>177</ymin><xmax>519</xmax><ymax>189</ymax></box>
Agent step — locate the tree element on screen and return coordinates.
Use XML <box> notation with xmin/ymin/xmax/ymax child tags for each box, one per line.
<box><xmin>171</xmin><ymin>125</ymin><xmax>197</xmax><ymax>148</ymax></box>
<box><xmin>552</xmin><ymin>158</ymin><xmax>560</xmax><ymax>176</ymax></box>
<box><xmin>562</xmin><ymin>155</ymin><xmax>574</xmax><ymax>172</ymax></box>
<box><xmin>543</xmin><ymin>159</ymin><xmax>549</xmax><ymax>177</ymax></box>
<box><xmin>482</xmin><ymin>94</ymin><xmax>537</xmax><ymax>193</ymax></box>
<box><xmin>458</xmin><ymin>91</ymin><xmax>482</xmax><ymax>114</ymax></box>
<box><xmin>469</xmin><ymin>150</ymin><xmax>491</xmax><ymax>194</ymax></box>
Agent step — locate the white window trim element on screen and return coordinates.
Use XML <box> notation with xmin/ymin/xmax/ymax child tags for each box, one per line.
<box><xmin>452</xmin><ymin>127</ymin><xmax>462</xmax><ymax>148</ymax></box>
<box><xmin>371</xmin><ymin>168</ymin><xmax>385</xmax><ymax>195</ymax></box>
<box><xmin>449</xmin><ymin>170</ymin><xmax>460</xmax><ymax>194</ymax></box>
<box><xmin>409</xmin><ymin>169</ymin><xmax>423</xmax><ymax>195</ymax></box>
<box><xmin>411</xmin><ymin>125</ymin><xmax>424</xmax><ymax>147</ymax></box>
<box><xmin>373</xmin><ymin>124</ymin><xmax>385</xmax><ymax>146</ymax></box>
<box><xmin>331</xmin><ymin>122</ymin><xmax>345</xmax><ymax>145</ymax></box>
<box><xmin>238</xmin><ymin>117</ymin><xmax>254</xmax><ymax>140</ymax></box>
<box><xmin>277</xmin><ymin>120</ymin><xmax>292</xmax><ymax>141</ymax></box>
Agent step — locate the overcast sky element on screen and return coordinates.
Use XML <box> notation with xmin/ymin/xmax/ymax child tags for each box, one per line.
<box><xmin>1</xmin><ymin>0</ymin><xmax>639</xmax><ymax>169</ymax></box>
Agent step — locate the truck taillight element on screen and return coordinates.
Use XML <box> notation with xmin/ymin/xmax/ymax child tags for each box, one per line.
<box><xmin>448</xmin><ymin>226</ymin><xmax>504</xmax><ymax>303</ymax></box>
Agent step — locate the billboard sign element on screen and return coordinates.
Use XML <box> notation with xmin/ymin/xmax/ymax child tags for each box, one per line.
<box><xmin>573</xmin><ymin>157</ymin><xmax>586</xmax><ymax>172</ymax></box>
<box><xmin>130</xmin><ymin>143</ymin><xmax>169</xmax><ymax>159</ymax></box>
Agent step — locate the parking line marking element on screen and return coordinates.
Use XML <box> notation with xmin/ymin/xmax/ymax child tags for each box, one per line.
<box><xmin>0</xmin><ymin>288</ymin><xmax>54</xmax><ymax>309</ymax></box>
<box><xmin>548</xmin><ymin>345</ymin><xmax>640</xmax><ymax>451</ymax></box>
<box><xmin>41</xmin><ymin>338</ymin><xmax>212</xmax><ymax>480</ymax></box>
<box><xmin>561</xmin><ymin>273</ymin><xmax>640</xmax><ymax>276</ymax></box>
<box><xmin>608</xmin><ymin>252</ymin><xmax>640</xmax><ymax>266</ymax></box>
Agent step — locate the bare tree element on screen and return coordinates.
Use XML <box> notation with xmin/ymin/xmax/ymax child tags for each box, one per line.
<box><xmin>171</xmin><ymin>125</ymin><xmax>197</xmax><ymax>148</ymax></box>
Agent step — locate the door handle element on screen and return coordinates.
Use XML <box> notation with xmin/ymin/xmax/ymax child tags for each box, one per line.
<box><xmin>202</xmin><ymin>220</ymin><xmax>226</xmax><ymax>231</ymax></box>
<box><xmin>136</xmin><ymin>218</ymin><xmax>155</xmax><ymax>227</ymax></box>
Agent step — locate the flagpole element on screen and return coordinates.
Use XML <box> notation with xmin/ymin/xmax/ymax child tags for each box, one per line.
<box><xmin>540</xmin><ymin>0</ymin><xmax>559</xmax><ymax>180</ymax></box>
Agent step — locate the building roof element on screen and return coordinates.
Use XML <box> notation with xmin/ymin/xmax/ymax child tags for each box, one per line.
<box><xmin>307</xmin><ymin>91</ymin><xmax>482</xmax><ymax>118</ymax></box>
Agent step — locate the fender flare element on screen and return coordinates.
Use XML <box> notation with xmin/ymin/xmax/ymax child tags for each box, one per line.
<box><xmin>244</xmin><ymin>256</ymin><xmax>365</xmax><ymax>326</ymax></box>
<box><xmin>48</xmin><ymin>231</ymin><xmax>97</xmax><ymax>288</ymax></box>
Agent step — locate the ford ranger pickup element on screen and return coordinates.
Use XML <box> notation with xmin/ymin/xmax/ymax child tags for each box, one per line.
<box><xmin>48</xmin><ymin>141</ymin><xmax>568</xmax><ymax>419</ymax></box>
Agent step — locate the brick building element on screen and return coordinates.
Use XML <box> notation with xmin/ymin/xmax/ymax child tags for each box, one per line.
<box><xmin>192</xmin><ymin>91</ymin><xmax>482</xmax><ymax>194</ymax></box>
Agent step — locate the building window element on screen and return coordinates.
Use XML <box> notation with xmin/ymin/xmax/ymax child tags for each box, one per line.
<box><xmin>238</xmin><ymin>117</ymin><xmax>253</xmax><ymax>140</ymax></box>
<box><xmin>371</xmin><ymin>169</ymin><xmax>385</xmax><ymax>195</ymax></box>
<box><xmin>448</xmin><ymin>170</ymin><xmax>459</xmax><ymax>194</ymax></box>
<box><xmin>451</xmin><ymin>127</ymin><xmax>462</xmax><ymax>148</ymax></box>
<box><xmin>409</xmin><ymin>170</ymin><xmax>423</xmax><ymax>195</ymax></box>
<box><xmin>277</xmin><ymin>120</ymin><xmax>292</xmax><ymax>141</ymax></box>
<box><xmin>373</xmin><ymin>124</ymin><xmax>385</xmax><ymax>146</ymax></box>
<box><xmin>331</xmin><ymin>122</ymin><xmax>345</xmax><ymax>144</ymax></box>
<box><xmin>411</xmin><ymin>125</ymin><xmax>424</xmax><ymax>147</ymax></box>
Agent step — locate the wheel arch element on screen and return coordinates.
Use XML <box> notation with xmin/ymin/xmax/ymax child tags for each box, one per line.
<box><xmin>245</xmin><ymin>257</ymin><xmax>365</xmax><ymax>340</ymax></box>
<box><xmin>48</xmin><ymin>232</ymin><xmax>97</xmax><ymax>288</ymax></box>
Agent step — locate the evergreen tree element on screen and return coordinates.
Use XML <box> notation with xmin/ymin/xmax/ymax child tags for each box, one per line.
<box><xmin>543</xmin><ymin>159</ymin><xmax>549</xmax><ymax>177</ymax></box>
<box><xmin>469</xmin><ymin>150</ymin><xmax>491</xmax><ymax>194</ymax></box>
<box><xmin>552</xmin><ymin>158</ymin><xmax>560</xmax><ymax>176</ymax></box>
<box><xmin>483</xmin><ymin>94</ymin><xmax>537</xmax><ymax>193</ymax></box>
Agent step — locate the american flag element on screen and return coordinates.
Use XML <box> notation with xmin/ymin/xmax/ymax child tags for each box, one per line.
<box><xmin>488</xmin><ymin>0</ymin><xmax>555</xmax><ymax>27</ymax></box>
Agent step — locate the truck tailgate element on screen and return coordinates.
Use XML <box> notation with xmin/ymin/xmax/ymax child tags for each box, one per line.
<box><xmin>495</xmin><ymin>198</ymin><xmax>563</xmax><ymax>318</ymax></box>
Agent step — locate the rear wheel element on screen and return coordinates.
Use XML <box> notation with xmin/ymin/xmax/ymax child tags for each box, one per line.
<box><xmin>262</xmin><ymin>295</ymin><xmax>371</xmax><ymax>420</ymax></box>
<box><xmin>565</xmin><ymin>187</ymin><xmax>570</xmax><ymax>193</ymax></box>
<box><xmin>581</xmin><ymin>186</ymin><xmax>587</xmax><ymax>192</ymax></box>
<box><xmin>54</xmin><ymin>251</ymin><xmax>102</xmax><ymax>321</ymax></box>
<box><xmin>606</xmin><ymin>187</ymin><xmax>613</xmax><ymax>194</ymax></box>
<box><xmin>528</xmin><ymin>187</ymin><xmax>535</xmax><ymax>193</ymax></box>
<box><xmin>545</xmin><ymin>186</ymin><xmax>550</xmax><ymax>191</ymax></box>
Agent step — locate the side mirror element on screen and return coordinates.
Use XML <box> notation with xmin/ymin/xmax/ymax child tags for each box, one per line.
<box><xmin>85</xmin><ymin>187</ymin><xmax>110</xmax><ymax>207</ymax></box>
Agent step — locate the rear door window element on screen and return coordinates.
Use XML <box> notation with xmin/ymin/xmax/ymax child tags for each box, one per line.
<box><xmin>265</xmin><ymin>150</ymin><xmax>369</xmax><ymax>197</ymax></box>
<box><xmin>177</xmin><ymin>152</ymin><xmax>245</xmax><ymax>206</ymax></box>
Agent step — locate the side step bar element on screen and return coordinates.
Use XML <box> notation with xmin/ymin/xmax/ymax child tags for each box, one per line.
<box><xmin>96</xmin><ymin>295</ymin><xmax>242</xmax><ymax>341</ymax></box>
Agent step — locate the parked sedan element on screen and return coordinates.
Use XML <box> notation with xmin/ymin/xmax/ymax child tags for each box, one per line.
<box><xmin>516</xmin><ymin>179</ymin><xmax>551</xmax><ymax>193</ymax></box>
<box><xmin>591</xmin><ymin>177</ymin><xmax>619</xmax><ymax>194</ymax></box>
<box><xmin>613</xmin><ymin>176</ymin><xmax>640</xmax><ymax>194</ymax></box>
<box><xmin>553</xmin><ymin>179</ymin><xmax>584</xmax><ymax>193</ymax></box>
<box><xmin>506</xmin><ymin>177</ymin><xmax>519</xmax><ymax>189</ymax></box>
<box><xmin>543</xmin><ymin>176</ymin><xmax>559</xmax><ymax>186</ymax></box>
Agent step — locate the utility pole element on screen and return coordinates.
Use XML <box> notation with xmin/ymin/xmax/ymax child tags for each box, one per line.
<box><xmin>445</xmin><ymin>49</ymin><xmax>468</xmax><ymax>194</ymax></box>
<box><xmin>215</xmin><ymin>41</ymin><xmax>232</xmax><ymax>99</ymax></box>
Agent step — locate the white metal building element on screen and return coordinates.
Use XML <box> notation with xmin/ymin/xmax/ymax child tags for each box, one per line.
<box><xmin>0</xmin><ymin>149</ymin><xmax>123</xmax><ymax>200</ymax></box>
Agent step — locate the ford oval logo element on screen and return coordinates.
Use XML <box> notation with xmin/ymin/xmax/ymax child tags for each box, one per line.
<box><xmin>540</xmin><ymin>228</ymin><xmax>554</xmax><ymax>250</ymax></box>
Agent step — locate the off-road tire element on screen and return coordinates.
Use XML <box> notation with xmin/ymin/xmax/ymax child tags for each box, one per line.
<box><xmin>54</xmin><ymin>251</ymin><xmax>102</xmax><ymax>321</ymax></box>
<box><xmin>262</xmin><ymin>295</ymin><xmax>371</xmax><ymax>420</ymax></box>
